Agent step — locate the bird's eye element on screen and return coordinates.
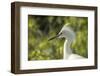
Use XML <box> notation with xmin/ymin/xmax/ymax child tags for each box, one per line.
<box><xmin>60</xmin><ymin>32</ymin><xmax>62</xmax><ymax>34</ymax></box>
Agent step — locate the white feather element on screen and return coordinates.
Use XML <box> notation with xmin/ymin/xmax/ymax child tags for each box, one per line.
<box><xmin>68</xmin><ymin>54</ymin><xmax>84</xmax><ymax>59</ymax></box>
<box><xmin>58</xmin><ymin>25</ymin><xmax>85</xmax><ymax>59</ymax></box>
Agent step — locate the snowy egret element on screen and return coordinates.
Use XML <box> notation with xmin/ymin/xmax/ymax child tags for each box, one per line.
<box><xmin>49</xmin><ymin>24</ymin><xmax>84</xmax><ymax>59</ymax></box>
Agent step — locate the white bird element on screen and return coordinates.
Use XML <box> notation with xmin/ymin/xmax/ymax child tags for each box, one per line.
<box><xmin>49</xmin><ymin>24</ymin><xmax>84</xmax><ymax>59</ymax></box>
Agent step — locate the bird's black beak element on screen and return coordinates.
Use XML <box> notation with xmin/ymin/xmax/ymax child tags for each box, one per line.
<box><xmin>48</xmin><ymin>33</ymin><xmax>61</xmax><ymax>41</ymax></box>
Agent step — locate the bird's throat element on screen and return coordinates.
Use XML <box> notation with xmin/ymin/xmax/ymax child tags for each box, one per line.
<box><xmin>63</xmin><ymin>39</ymin><xmax>72</xmax><ymax>59</ymax></box>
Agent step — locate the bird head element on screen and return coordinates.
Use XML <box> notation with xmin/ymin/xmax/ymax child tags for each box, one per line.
<box><xmin>48</xmin><ymin>24</ymin><xmax>76</xmax><ymax>41</ymax></box>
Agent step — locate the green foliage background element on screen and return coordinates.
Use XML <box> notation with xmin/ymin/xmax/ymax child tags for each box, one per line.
<box><xmin>28</xmin><ymin>15</ymin><xmax>88</xmax><ymax>60</ymax></box>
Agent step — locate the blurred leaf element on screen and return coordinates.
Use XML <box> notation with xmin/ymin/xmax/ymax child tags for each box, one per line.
<box><xmin>28</xmin><ymin>15</ymin><xmax>88</xmax><ymax>60</ymax></box>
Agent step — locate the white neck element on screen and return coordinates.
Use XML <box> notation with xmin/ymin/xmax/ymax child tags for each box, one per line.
<box><xmin>63</xmin><ymin>39</ymin><xmax>73</xmax><ymax>59</ymax></box>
